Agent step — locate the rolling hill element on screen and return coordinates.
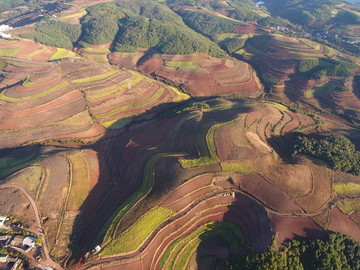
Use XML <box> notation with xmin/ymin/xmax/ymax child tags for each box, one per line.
<box><xmin>0</xmin><ymin>0</ymin><xmax>359</xmax><ymax>270</ymax></box>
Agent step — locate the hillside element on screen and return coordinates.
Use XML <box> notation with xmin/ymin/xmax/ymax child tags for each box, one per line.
<box><xmin>0</xmin><ymin>0</ymin><xmax>359</xmax><ymax>270</ymax></box>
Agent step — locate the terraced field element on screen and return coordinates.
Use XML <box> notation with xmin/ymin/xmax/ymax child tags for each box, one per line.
<box><xmin>0</xmin><ymin>56</ymin><xmax>189</xmax><ymax>148</ymax></box>
<box><xmin>79</xmin><ymin>100</ymin><xmax>359</xmax><ymax>270</ymax></box>
<box><xmin>137</xmin><ymin>53</ymin><xmax>263</xmax><ymax>97</ymax></box>
<box><xmin>0</xmin><ymin>7</ymin><xmax>359</xmax><ymax>269</ymax></box>
<box><xmin>242</xmin><ymin>34</ymin><xmax>360</xmax><ymax>113</ymax></box>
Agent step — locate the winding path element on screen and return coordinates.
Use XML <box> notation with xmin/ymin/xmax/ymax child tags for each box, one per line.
<box><xmin>0</xmin><ymin>184</ymin><xmax>63</xmax><ymax>270</ymax></box>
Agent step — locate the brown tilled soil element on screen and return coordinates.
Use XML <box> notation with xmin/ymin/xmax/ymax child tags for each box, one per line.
<box><xmin>270</xmin><ymin>213</ymin><xmax>324</xmax><ymax>244</ymax></box>
<box><xmin>240</xmin><ymin>174</ymin><xmax>303</xmax><ymax>212</ymax></box>
<box><xmin>0</xmin><ymin>187</ymin><xmax>37</xmax><ymax>228</ymax></box>
<box><xmin>327</xmin><ymin>207</ymin><xmax>360</xmax><ymax>242</ymax></box>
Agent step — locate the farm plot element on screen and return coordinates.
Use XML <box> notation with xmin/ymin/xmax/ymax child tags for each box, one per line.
<box><xmin>2</xmin><ymin>166</ymin><xmax>43</xmax><ymax>199</ymax></box>
<box><xmin>36</xmin><ymin>154</ymin><xmax>71</xmax><ymax>251</ymax></box>
<box><xmin>239</xmin><ymin>174</ymin><xmax>303</xmax><ymax>213</ymax></box>
<box><xmin>137</xmin><ymin>53</ymin><xmax>263</xmax><ymax>97</ymax></box>
<box><xmin>0</xmin><ymin>187</ymin><xmax>37</xmax><ymax>229</ymax></box>
<box><xmin>295</xmin><ymin>158</ymin><xmax>332</xmax><ymax>213</ymax></box>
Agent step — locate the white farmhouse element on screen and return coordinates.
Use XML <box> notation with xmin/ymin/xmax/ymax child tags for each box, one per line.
<box><xmin>0</xmin><ymin>216</ymin><xmax>8</xmax><ymax>226</ymax></box>
<box><xmin>0</xmin><ymin>33</ymin><xmax>11</xmax><ymax>39</ymax></box>
<box><xmin>0</xmin><ymin>24</ymin><xmax>13</xmax><ymax>39</ymax></box>
<box><xmin>23</xmin><ymin>236</ymin><xmax>36</xmax><ymax>249</ymax></box>
<box><xmin>0</xmin><ymin>25</ymin><xmax>12</xmax><ymax>32</ymax></box>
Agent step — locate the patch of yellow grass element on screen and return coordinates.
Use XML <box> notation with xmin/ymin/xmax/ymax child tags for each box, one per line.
<box><xmin>67</xmin><ymin>153</ymin><xmax>91</xmax><ymax>209</ymax></box>
<box><xmin>83</xmin><ymin>47</ymin><xmax>110</xmax><ymax>53</ymax></box>
<box><xmin>50</xmin><ymin>48</ymin><xmax>78</xmax><ymax>60</ymax></box>
<box><xmin>101</xmin><ymin>118</ymin><xmax>133</xmax><ymax>129</ymax></box>
<box><xmin>304</xmin><ymin>89</ymin><xmax>315</xmax><ymax>98</ymax></box>
<box><xmin>168</xmin><ymin>86</ymin><xmax>190</xmax><ymax>102</ymax></box>
<box><xmin>0</xmin><ymin>47</ymin><xmax>23</xmax><ymax>57</ymax></box>
<box><xmin>337</xmin><ymin>198</ymin><xmax>360</xmax><ymax>215</ymax></box>
<box><xmin>71</xmin><ymin>70</ymin><xmax>117</xmax><ymax>84</ymax></box>
<box><xmin>221</xmin><ymin>161</ymin><xmax>258</xmax><ymax>174</ymax></box>
<box><xmin>0</xmin><ymin>81</ymin><xmax>69</xmax><ymax>102</ymax></box>
<box><xmin>101</xmin><ymin>207</ymin><xmax>175</xmax><ymax>255</ymax></box>
<box><xmin>83</xmin><ymin>53</ymin><xmax>109</xmax><ymax>64</ymax></box>
<box><xmin>270</xmin><ymin>102</ymin><xmax>289</xmax><ymax>112</ymax></box>
<box><xmin>60</xmin><ymin>10</ymin><xmax>87</xmax><ymax>19</ymax></box>
<box><xmin>4</xmin><ymin>166</ymin><xmax>43</xmax><ymax>199</ymax></box>
<box><xmin>333</xmin><ymin>182</ymin><xmax>360</xmax><ymax>196</ymax></box>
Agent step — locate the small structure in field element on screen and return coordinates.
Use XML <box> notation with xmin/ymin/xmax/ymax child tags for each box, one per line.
<box><xmin>0</xmin><ymin>234</ymin><xmax>12</xmax><ymax>247</ymax></box>
<box><xmin>0</xmin><ymin>216</ymin><xmax>8</xmax><ymax>226</ymax></box>
<box><xmin>91</xmin><ymin>245</ymin><xmax>101</xmax><ymax>254</ymax></box>
<box><xmin>0</xmin><ymin>24</ymin><xmax>13</xmax><ymax>39</ymax></box>
<box><xmin>10</xmin><ymin>235</ymin><xmax>25</xmax><ymax>248</ymax></box>
<box><xmin>23</xmin><ymin>236</ymin><xmax>36</xmax><ymax>251</ymax></box>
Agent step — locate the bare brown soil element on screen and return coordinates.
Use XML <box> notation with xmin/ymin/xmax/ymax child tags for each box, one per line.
<box><xmin>240</xmin><ymin>174</ymin><xmax>303</xmax><ymax>212</ymax></box>
<box><xmin>137</xmin><ymin>54</ymin><xmax>263</xmax><ymax>97</ymax></box>
<box><xmin>328</xmin><ymin>207</ymin><xmax>360</xmax><ymax>242</ymax></box>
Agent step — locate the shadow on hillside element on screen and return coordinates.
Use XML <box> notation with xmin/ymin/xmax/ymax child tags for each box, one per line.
<box><xmin>195</xmin><ymin>191</ymin><xmax>273</xmax><ymax>269</ymax></box>
<box><xmin>0</xmin><ymin>144</ymin><xmax>63</xmax><ymax>181</ymax></box>
<box><xmin>291</xmin><ymin>228</ymin><xmax>328</xmax><ymax>243</ymax></box>
<box><xmin>67</xmin><ymin>97</ymin><xmax>252</xmax><ymax>266</ymax></box>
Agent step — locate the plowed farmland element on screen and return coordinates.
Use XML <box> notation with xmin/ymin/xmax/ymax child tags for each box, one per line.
<box><xmin>0</xmin><ymin>6</ymin><xmax>359</xmax><ymax>269</ymax></box>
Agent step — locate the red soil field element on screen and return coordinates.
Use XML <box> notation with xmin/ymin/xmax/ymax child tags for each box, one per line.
<box><xmin>234</xmin><ymin>25</ymin><xmax>257</xmax><ymax>34</ymax></box>
<box><xmin>270</xmin><ymin>213</ymin><xmax>323</xmax><ymax>244</ymax></box>
<box><xmin>137</xmin><ymin>54</ymin><xmax>262</xmax><ymax>97</ymax></box>
<box><xmin>327</xmin><ymin>207</ymin><xmax>360</xmax><ymax>242</ymax></box>
<box><xmin>14</xmin><ymin>77</ymin><xmax>63</xmax><ymax>93</ymax></box>
<box><xmin>32</xmin><ymin>46</ymin><xmax>57</xmax><ymax>62</ymax></box>
<box><xmin>0</xmin><ymin>90</ymin><xmax>83</xmax><ymax>118</ymax></box>
<box><xmin>56</xmin><ymin>123</ymin><xmax>106</xmax><ymax>143</ymax></box>
<box><xmin>240</xmin><ymin>174</ymin><xmax>303</xmax><ymax>213</ymax></box>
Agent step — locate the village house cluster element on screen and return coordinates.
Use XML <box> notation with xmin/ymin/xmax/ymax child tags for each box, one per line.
<box><xmin>0</xmin><ymin>216</ymin><xmax>42</xmax><ymax>270</ymax></box>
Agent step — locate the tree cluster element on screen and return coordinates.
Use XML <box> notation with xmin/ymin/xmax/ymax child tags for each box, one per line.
<box><xmin>22</xmin><ymin>0</ymin><xmax>226</xmax><ymax>57</ymax></box>
<box><xmin>264</xmin><ymin>0</ymin><xmax>341</xmax><ymax>25</ymax></box>
<box><xmin>22</xmin><ymin>19</ymin><xmax>81</xmax><ymax>49</ymax></box>
<box><xmin>292</xmin><ymin>134</ymin><xmax>360</xmax><ymax>175</ymax></box>
<box><xmin>220</xmin><ymin>38</ymin><xmax>247</xmax><ymax>53</ymax></box>
<box><xmin>227</xmin><ymin>233</ymin><xmax>360</xmax><ymax>270</ymax></box>
<box><xmin>177</xmin><ymin>10</ymin><xmax>237</xmax><ymax>40</ymax></box>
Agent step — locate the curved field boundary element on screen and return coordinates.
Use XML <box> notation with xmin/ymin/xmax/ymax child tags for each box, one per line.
<box><xmin>163</xmin><ymin>221</ymin><xmax>243</xmax><ymax>270</ymax></box>
<box><xmin>0</xmin><ymin>81</ymin><xmax>69</xmax><ymax>102</ymax></box>
<box><xmin>96</xmin><ymin>87</ymin><xmax>166</xmax><ymax>120</ymax></box>
<box><xmin>100</xmin><ymin>153</ymin><xmax>185</xmax><ymax>247</ymax></box>
<box><xmin>179</xmin><ymin>119</ymin><xmax>237</xmax><ymax>168</ymax></box>
<box><xmin>85</xmin><ymin>73</ymin><xmax>143</xmax><ymax>102</ymax></box>
<box><xmin>70</xmin><ymin>70</ymin><xmax>118</xmax><ymax>84</ymax></box>
<box><xmin>0</xmin><ymin>90</ymin><xmax>83</xmax><ymax>118</ymax></box>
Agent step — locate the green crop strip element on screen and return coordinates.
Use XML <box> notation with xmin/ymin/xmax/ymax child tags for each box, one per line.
<box><xmin>179</xmin><ymin>120</ymin><xmax>236</xmax><ymax>168</ymax></box>
<box><xmin>100</xmin><ymin>153</ymin><xmax>184</xmax><ymax>247</ymax></box>
<box><xmin>165</xmin><ymin>60</ymin><xmax>200</xmax><ymax>69</ymax></box>
<box><xmin>162</xmin><ymin>221</ymin><xmax>243</xmax><ymax>269</ymax></box>
<box><xmin>96</xmin><ymin>87</ymin><xmax>165</xmax><ymax>119</ymax></box>
<box><xmin>100</xmin><ymin>206</ymin><xmax>175</xmax><ymax>256</ymax></box>
<box><xmin>0</xmin><ymin>81</ymin><xmax>69</xmax><ymax>102</ymax></box>
<box><xmin>70</xmin><ymin>70</ymin><xmax>117</xmax><ymax>84</ymax></box>
<box><xmin>86</xmin><ymin>72</ymin><xmax>143</xmax><ymax>101</ymax></box>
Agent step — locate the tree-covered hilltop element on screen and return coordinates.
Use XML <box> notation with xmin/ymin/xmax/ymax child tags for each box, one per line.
<box><xmin>227</xmin><ymin>233</ymin><xmax>360</xmax><ymax>270</ymax></box>
<box><xmin>22</xmin><ymin>19</ymin><xmax>81</xmax><ymax>49</ymax></box>
<box><xmin>264</xmin><ymin>0</ymin><xmax>342</xmax><ymax>25</ymax></box>
<box><xmin>298</xmin><ymin>58</ymin><xmax>356</xmax><ymax>79</ymax></box>
<box><xmin>167</xmin><ymin>0</ymin><xmax>261</xmax><ymax>21</ymax></box>
<box><xmin>292</xmin><ymin>134</ymin><xmax>360</xmax><ymax>175</ymax></box>
<box><xmin>176</xmin><ymin>10</ymin><xmax>238</xmax><ymax>40</ymax></box>
<box><xmin>20</xmin><ymin>0</ymin><xmax>225</xmax><ymax>57</ymax></box>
